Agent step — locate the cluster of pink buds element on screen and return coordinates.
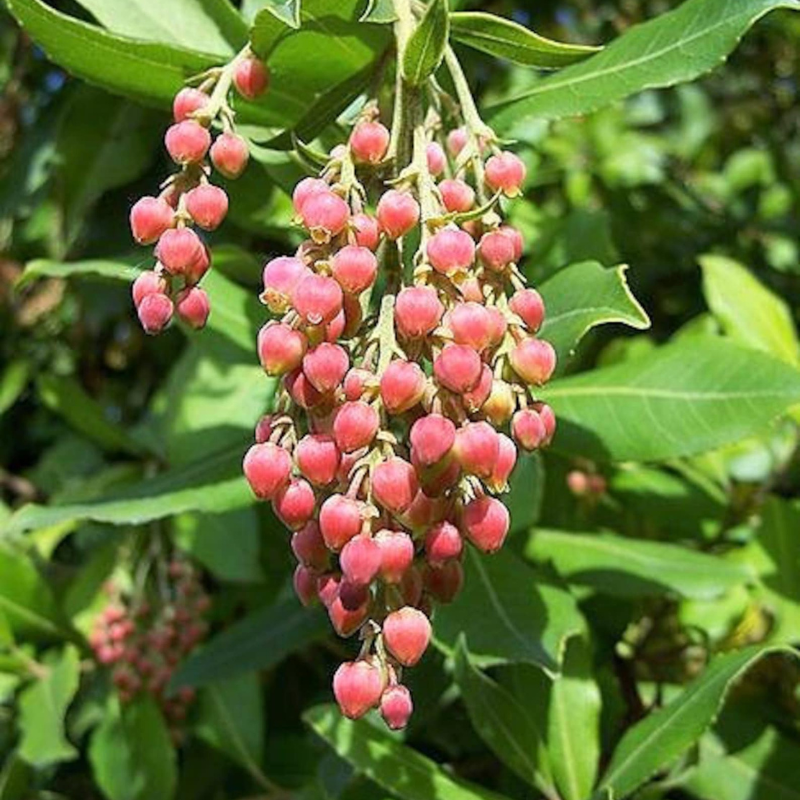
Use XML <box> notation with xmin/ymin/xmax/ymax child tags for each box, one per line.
<box><xmin>89</xmin><ymin>560</ymin><xmax>210</xmax><ymax>740</ymax></box>
<box><xmin>243</xmin><ymin>102</ymin><xmax>556</xmax><ymax>729</ymax></box>
<box><xmin>129</xmin><ymin>49</ymin><xmax>269</xmax><ymax>334</ymax></box>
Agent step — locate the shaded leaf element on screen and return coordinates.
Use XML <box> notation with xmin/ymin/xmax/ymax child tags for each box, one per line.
<box><xmin>360</xmin><ymin>0</ymin><xmax>396</xmax><ymax>24</ymax></box>
<box><xmin>402</xmin><ymin>0</ymin><xmax>449</xmax><ymax>86</ymax></box>
<box><xmin>259</xmin><ymin>0</ymin><xmax>301</xmax><ymax>29</ymax></box>
<box><xmin>0</xmin><ymin>361</ymin><xmax>30</xmax><ymax>417</ymax></box>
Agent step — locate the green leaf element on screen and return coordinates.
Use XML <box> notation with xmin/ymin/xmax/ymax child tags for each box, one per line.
<box><xmin>700</xmin><ymin>254</ymin><xmax>800</xmax><ymax>365</ymax></box>
<box><xmin>596</xmin><ymin>645</ymin><xmax>799</xmax><ymax>800</ymax></box>
<box><xmin>449</xmin><ymin>12</ymin><xmax>601</xmax><ymax>69</ymax></box>
<box><xmin>305</xmin><ymin>704</ymin><xmax>512</xmax><ymax>800</ymax></box>
<box><xmin>18</xmin><ymin>647</ymin><xmax>80</xmax><ymax>767</ymax></box>
<box><xmin>538</xmin><ymin>261</ymin><xmax>650</xmax><ymax>368</ymax></box>
<box><xmin>259</xmin><ymin>0</ymin><xmax>301</xmax><ymax>29</ymax></box>
<box><xmin>505</xmin><ymin>452</ymin><xmax>544</xmax><ymax>534</ymax></box>
<box><xmin>360</xmin><ymin>0</ymin><xmax>396</xmax><ymax>24</ymax></box>
<box><xmin>171</xmin><ymin>596</ymin><xmax>328</xmax><ymax>687</ymax></box>
<box><xmin>17</xmin><ymin>257</ymin><xmax>139</xmax><ymax>288</ymax></box>
<box><xmin>527</xmin><ymin>530</ymin><xmax>753</xmax><ymax>600</ymax></box>
<box><xmin>488</xmin><ymin>0</ymin><xmax>800</xmax><ymax>132</ymax></box>
<box><xmin>0</xmin><ymin>360</ymin><xmax>29</xmax><ymax>417</ymax></box>
<box><xmin>434</xmin><ymin>548</ymin><xmax>585</xmax><ymax>672</ymax></box>
<box><xmin>540</xmin><ymin>338</ymin><xmax>800</xmax><ymax>463</ymax></box>
<box><xmin>402</xmin><ymin>0</ymin><xmax>449</xmax><ymax>86</ymax></box>
<box><xmin>88</xmin><ymin>695</ymin><xmax>177</xmax><ymax>800</ymax></box>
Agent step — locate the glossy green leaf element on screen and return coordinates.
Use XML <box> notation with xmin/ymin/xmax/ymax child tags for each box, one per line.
<box><xmin>18</xmin><ymin>647</ymin><xmax>80</xmax><ymax>767</ymax></box>
<box><xmin>538</xmin><ymin>261</ymin><xmax>650</xmax><ymax>367</ymax></box>
<box><xmin>450</xmin><ymin>12</ymin><xmax>600</xmax><ymax>69</ymax></box>
<box><xmin>700</xmin><ymin>254</ymin><xmax>799</xmax><ymax>365</ymax></box>
<box><xmin>488</xmin><ymin>0</ymin><xmax>800</xmax><ymax>132</ymax></box>
<box><xmin>402</xmin><ymin>0</ymin><xmax>449</xmax><ymax>86</ymax></box>
<box><xmin>0</xmin><ymin>361</ymin><xmax>29</xmax><ymax>417</ymax></box>
<box><xmin>259</xmin><ymin>0</ymin><xmax>301</xmax><ymax>29</ymax></box>
<box><xmin>527</xmin><ymin>530</ymin><xmax>753</xmax><ymax>600</ymax></box>
<box><xmin>171</xmin><ymin>596</ymin><xmax>328</xmax><ymax>687</ymax></box>
<box><xmin>17</xmin><ymin>258</ymin><xmax>139</xmax><ymax>288</ymax></box>
<box><xmin>360</xmin><ymin>0</ymin><xmax>396</xmax><ymax>23</ymax></box>
<box><xmin>435</xmin><ymin>548</ymin><xmax>585</xmax><ymax>672</ymax></box>
<box><xmin>540</xmin><ymin>338</ymin><xmax>800</xmax><ymax>463</ymax></box>
<box><xmin>305</xmin><ymin>704</ymin><xmax>512</xmax><ymax>800</ymax></box>
<box><xmin>596</xmin><ymin>645</ymin><xmax>798</xmax><ymax>800</ymax></box>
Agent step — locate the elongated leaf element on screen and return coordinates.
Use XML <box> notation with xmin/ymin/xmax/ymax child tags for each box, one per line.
<box><xmin>596</xmin><ymin>645</ymin><xmax>798</xmax><ymax>800</ymax></box>
<box><xmin>700</xmin><ymin>254</ymin><xmax>799</xmax><ymax>365</ymax></box>
<box><xmin>435</xmin><ymin>548</ymin><xmax>585</xmax><ymax>672</ymax></box>
<box><xmin>450</xmin><ymin>12</ymin><xmax>600</xmax><ymax>69</ymax></box>
<box><xmin>0</xmin><ymin>360</ymin><xmax>29</xmax><ymax>417</ymax></box>
<box><xmin>538</xmin><ymin>261</ymin><xmax>650</xmax><ymax>367</ymax></box>
<box><xmin>402</xmin><ymin>0</ymin><xmax>449</xmax><ymax>86</ymax></box>
<box><xmin>305</xmin><ymin>704</ymin><xmax>512</xmax><ymax>800</ymax></box>
<box><xmin>540</xmin><ymin>338</ymin><xmax>800</xmax><ymax>463</ymax></box>
<box><xmin>527</xmin><ymin>530</ymin><xmax>752</xmax><ymax>600</ymax></box>
<box><xmin>17</xmin><ymin>258</ymin><xmax>139</xmax><ymax>288</ymax></box>
<box><xmin>488</xmin><ymin>0</ymin><xmax>800</xmax><ymax>132</ymax></box>
<box><xmin>171</xmin><ymin>596</ymin><xmax>328</xmax><ymax>687</ymax></box>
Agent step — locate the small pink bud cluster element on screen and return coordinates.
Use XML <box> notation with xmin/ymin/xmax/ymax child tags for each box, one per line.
<box><xmin>245</xmin><ymin>109</ymin><xmax>556</xmax><ymax>729</ymax></box>
<box><xmin>89</xmin><ymin>560</ymin><xmax>210</xmax><ymax>741</ymax></box>
<box><xmin>129</xmin><ymin>51</ymin><xmax>271</xmax><ymax>334</ymax></box>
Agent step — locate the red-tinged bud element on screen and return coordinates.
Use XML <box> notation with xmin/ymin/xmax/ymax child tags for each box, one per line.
<box><xmin>210</xmin><ymin>132</ymin><xmax>249</xmax><ymax>179</ymax></box>
<box><xmin>380</xmin><ymin>360</ymin><xmax>426</xmax><ymax>414</ymax></box>
<box><xmin>300</xmin><ymin>191</ymin><xmax>350</xmax><ymax>244</ymax></box>
<box><xmin>410</xmin><ymin>414</ymin><xmax>456</xmax><ymax>467</ymax></box>
<box><xmin>302</xmin><ymin>343</ymin><xmax>349</xmax><ymax>394</ymax></box>
<box><xmin>426</xmin><ymin>227</ymin><xmax>475</xmax><ymax>275</ymax></box>
<box><xmin>273</xmin><ymin>478</ymin><xmax>316</xmax><ymax>530</ymax></box>
<box><xmin>374</xmin><ymin>529</ymin><xmax>415</xmax><ymax>583</ymax></box>
<box><xmin>426</xmin><ymin>142</ymin><xmax>446</xmax><ymax>176</ymax></box>
<box><xmin>254</xmin><ymin>414</ymin><xmax>273</xmax><ymax>443</ymax></box>
<box><xmin>328</xmin><ymin>581</ymin><xmax>370</xmax><ymax>637</ymax></box>
<box><xmin>131</xmin><ymin>270</ymin><xmax>167</xmax><ymax>307</ymax></box>
<box><xmin>333</xmin><ymin>660</ymin><xmax>385</xmax><ymax>719</ymax></box>
<box><xmin>447</xmin><ymin>127</ymin><xmax>468</xmax><ymax>156</ymax></box>
<box><xmin>383</xmin><ymin>607</ymin><xmax>431</xmax><ymax>666</ymax></box>
<box><xmin>395</xmin><ymin>286</ymin><xmax>444</xmax><ymax>339</ymax></box>
<box><xmin>185</xmin><ymin>242</ymin><xmax>211</xmax><ymax>286</ymax></box>
<box><xmin>434</xmin><ymin>344</ymin><xmax>482</xmax><ymax>393</ymax></box>
<box><xmin>479</xmin><ymin>229</ymin><xmax>517</xmax><ymax>272</ymax></box>
<box><xmin>292</xmin><ymin>273</ymin><xmax>344</xmax><ymax>326</ymax></box>
<box><xmin>319</xmin><ymin>495</ymin><xmax>363</xmax><ymax>551</ymax></box>
<box><xmin>233</xmin><ymin>56</ymin><xmax>270</xmax><ymax>99</ymax></box>
<box><xmin>510</xmin><ymin>338</ymin><xmax>557</xmax><ymax>385</ymax></box>
<box><xmin>488</xmin><ymin>434</ymin><xmax>517</xmax><ymax>492</ymax></box>
<box><xmin>258</xmin><ymin>322</ymin><xmax>307</xmax><ymax>376</ymax></box>
<box><xmin>331</xmin><ymin>245</ymin><xmax>378</xmax><ymax>295</ymax></box>
<box><xmin>262</xmin><ymin>256</ymin><xmax>308</xmax><ymax>314</ymax></box>
<box><xmin>402</xmin><ymin>488</ymin><xmax>447</xmax><ymax>530</ymax></box>
<box><xmin>317</xmin><ymin>572</ymin><xmax>341</xmax><ymax>607</ymax></box>
<box><xmin>485</xmin><ymin>151</ymin><xmax>527</xmax><ymax>196</ymax></box>
<box><xmin>460</xmin><ymin>276</ymin><xmax>484</xmax><ymax>303</ymax></box>
<box><xmin>295</xmin><ymin>434</ymin><xmax>340</xmax><ymax>487</ymax></box>
<box><xmin>509</xmin><ymin>289</ymin><xmax>545</xmax><ymax>333</ymax></box>
<box><xmin>400</xmin><ymin>564</ymin><xmax>424</xmax><ymax>606</ymax></box>
<box><xmin>482</xmin><ymin>380</ymin><xmax>515</xmax><ymax>426</ymax></box>
<box><xmin>454</xmin><ymin>421</ymin><xmax>500</xmax><ymax>479</ymax></box>
<box><xmin>185</xmin><ymin>184</ymin><xmax>228</xmax><ymax>230</ymax></box>
<box><xmin>340</xmin><ymin>535</ymin><xmax>381</xmax><ymax>586</ymax></box>
<box><xmin>333</xmin><ymin>400</ymin><xmax>379</xmax><ymax>453</ymax></box>
<box><xmin>377</xmin><ymin>190</ymin><xmax>420</xmax><ymax>239</ymax></box>
<box><xmin>463</xmin><ymin>364</ymin><xmax>493</xmax><ymax>413</ymax></box>
<box><xmin>156</xmin><ymin>228</ymin><xmax>204</xmax><ymax>275</ymax></box>
<box><xmin>372</xmin><ymin>458</ymin><xmax>419</xmax><ymax>515</ymax></box>
<box><xmin>486</xmin><ymin>306</ymin><xmax>508</xmax><ymax>347</ymax></box>
<box><xmin>381</xmin><ymin>684</ymin><xmax>413</xmax><ymax>730</ymax></box>
<box><xmin>284</xmin><ymin>368</ymin><xmax>323</xmax><ymax>409</ymax></box>
<box><xmin>172</xmin><ymin>87</ymin><xmax>209</xmax><ymax>122</ymax></box>
<box><xmin>292</xmin><ymin>521</ymin><xmax>329</xmax><ymax>570</ymax></box>
<box><xmin>352</xmin><ymin>212</ymin><xmax>381</xmax><ymax>251</ymax></box>
<box><xmin>350</xmin><ymin>120</ymin><xmax>390</xmax><ymax>164</ymax></box>
<box><xmin>461</xmin><ymin>496</ymin><xmax>509</xmax><ymax>553</ymax></box>
<box><xmin>176</xmin><ymin>286</ymin><xmax>210</xmax><ymax>329</ymax></box>
<box><xmin>243</xmin><ymin>442</ymin><xmax>292</xmax><ymax>500</ymax></box>
<box><xmin>130</xmin><ymin>196</ymin><xmax>174</xmax><ymax>244</ymax></box>
<box><xmin>425</xmin><ymin>521</ymin><xmax>463</xmax><ymax>566</ymax></box>
<box><xmin>511</xmin><ymin>408</ymin><xmax>546</xmax><ymax>451</ymax></box>
<box><xmin>293</xmin><ymin>177</ymin><xmax>329</xmax><ymax>216</ymax></box>
<box><xmin>293</xmin><ymin>564</ymin><xmax>318</xmax><ymax>606</ymax></box>
<box><xmin>439</xmin><ymin>178</ymin><xmax>475</xmax><ymax>213</ymax></box>
<box><xmin>138</xmin><ymin>293</ymin><xmax>173</xmax><ymax>334</ymax></box>
<box><xmin>447</xmin><ymin>301</ymin><xmax>493</xmax><ymax>351</ymax></box>
<box><xmin>340</xmin><ymin>292</ymin><xmax>363</xmax><ymax>338</ymax></box>
<box><xmin>533</xmin><ymin>402</ymin><xmax>556</xmax><ymax>444</ymax></box>
<box><xmin>500</xmin><ymin>225</ymin><xmax>523</xmax><ymax>261</ymax></box>
<box><xmin>343</xmin><ymin>368</ymin><xmax>373</xmax><ymax>401</ymax></box>
<box><xmin>165</xmin><ymin>120</ymin><xmax>210</xmax><ymax>165</ymax></box>
<box><xmin>424</xmin><ymin>560</ymin><xmax>464</xmax><ymax>603</ymax></box>
<box><xmin>414</xmin><ymin>455</ymin><xmax>460</xmax><ymax>498</ymax></box>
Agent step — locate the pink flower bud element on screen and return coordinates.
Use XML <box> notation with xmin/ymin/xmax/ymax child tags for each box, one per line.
<box><xmin>410</xmin><ymin>414</ymin><xmax>456</xmax><ymax>467</ymax></box>
<box><xmin>511</xmin><ymin>408</ymin><xmax>546</xmax><ymax>451</ymax></box>
<box><xmin>210</xmin><ymin>132</ymin><xmax>249</xmax><ymax>179</ymax></box>
<box><xmin>478</xmin><ymin>229</ymin><xmax>516</xmax><ymax>272</ymax></box>
<box><xmin>485</xmin><ymin>151</ymin><xmax>527</xmax><ymax>196</ymax></box>
<box><xmin>439</xmin><ymin>178</ymin><xmax>475</xmax><ymax>213</ymax></box>
<box><xmin>509</xmin><ymin>288</ymin><xmax>545</xmax><ymax>333</ymax></box>
<box><xmin>394</xmin><ymin>286</ymin><xmax>444</xmax><ymax>339</ymax></box>
<box><xmin>258</xmin><ymin>322</ymin><xmax>307</xmax><ymax>376</ymax></box>
<box><xmin>291</xmin><ymin>521</ymin><xmax>329</xmax><ymax>570</ymax></box>
<box><xmin>447</xmin><ymin>301</ymin><xmax>493</xmax><ymax>351</ymax></box>
<box><xmin>284</xmin><ymin>368</ymin><xmax>323</xmax><ymax>409</ymax></box>
<box><xmin>172</xmin><ymin>87</ymin><xmax>209</xmax><ymax>122</ymax></box>
<box><xmin>463</xmin><ymin>364</ymin><xmax>493</xmax><ymax>413</ymax></box>
<box><xmin>377</xmin><ymin>190</ymin><xmax>420</xmax><ymax>240</ymax></box>
<box><xmin>131</xmin><ymin>270</ymin><xmax>167</xmax><ymax>307</ymax></box>
<box><xmin>273</xmin><ymin>478</ymin><xmax>316</xmax><ymax>530</ymax></box>
<box><xmin>510</xmin><ymin>338</ymin><xmax>556</xmax><ymax>385</ymax></box>
<box><xmin>165</xmin><ymin>120</ymin><xmax>210</xmax><ymax>164</ymax></box>
<box><xmin>156</xmin><ymin>228</ymin><xmax>203</xmax><ymax>275</ymax></box>
<box><xmin>454</xmin><ymin>421</ymin><xmax>500</xmax><ymax>478</ymax></box>
<box><xmin>333</xmin><ymin>660</ymin><xmax>385</xmax><ymax>719</ymax></box>
<box><xmin>317</xmin><ymin>573</ymin><xmax>341</xmax><ymax>607</ymax></box>
<box><xmin>292</xmin><ymin>274</ymin><xmax>343</xmax><ymax>326</ymax></box>
<box><xmin>328</xmin><ymin>581</ymin><xmax>370</xmax><ymax>637</ymax></box>
<box><xmin>233</xmin><ymin>56</ymin><xmax>270</xmax><ymax>100</ymax></box>
<box><xmin>486</xmin><ymin>306</ymin><xmax>508</xmax><ymax>346</ymax></box>
<box><xmin>331</xmin><ymin>245</ymin><xmax>378</xmax><ymax>294</ymax></box>
<box><xmin>461</xmin><ymin>496</ymin><xmax>509</xmax><ymax>553</ymax></box>
<box><xmin>295</xmin><ymin>434</ymin><xmax>340</xmax><ymax>487</ymax></box>
<box><xmin>185</xmin><ymin>184</ymin><xmax>228</xmax><ymax>230</ymax></box>
<box><xmin>300</xmin><ymin>191</ymin><xmax>350</xmax><ymax>244</ymax></box>
<box><xmin>333</xmin><ymin>400</ymin><xmax>379</xmax><ymax>453</ymax></box>
<box><xmin>533</xmin><ymin>402</ymin><xmax>556</xmax><ymax>444</ymax></box>
<box><xmin>262</xmin><ymin>256</ymin><xmax>309</xmax><ymax>314</ymax></box>
<box><xmin>351</xmin><ymin>212</ymin><xmax>381</xmax><ymax>251</ymax></box>
<box><xmin>372</xmin><ymin>458</ymin><xmax>418</xmax><ymax>515</ymax></box>
<box><xmin>254</xmin><ymin>414</ymin><xmax>273</xmax><ymax>443</ymax></box>
<box><xmin>340</xmin><ymin>535</ymin><xmax>381</xmax><ymax>586</ymax></box>
<box><xmin>293</xmin><ymin>564</ymin><xmax>318</xmax><ymax>606</ymax></box>
<box><xmin>403</xmin><ymin>489</ymin><xmax>446</xmax><ymax>530</ymax></box>
<box><xmin>380</xmin><ymin>360</ymin><xmax>426</xmax><ymax>414</ymax></box>
<box><xmin>482</xmin><ymin>380</ymin><xmax>515</xmax><ymax>426</ymax></box>
<box><xmin>243</xmin><ymin>442</ymin><xmax>292</xmax><ymax>500</ymax></box>
<box><xmin>425</xmin><ymin>521</ymin><xmax>462</xmax><ymax>566</ymax></box>
<box><xmin>292</xmin><ymin>177</ymin><xmax>329</xmax><ymax>216</ymax></box>
<box><xmin>381</xmin><ymin>684</ymin><xmax>413</xmax><ymax>730</ymax></box>
<box><xmin>426</xmin><ymin>142</ymin><xmax>446</xmax><ymax>176</ymax></box>
<box><xmin>434</xmin><ymin>344</ymin><xmax>482</xmax><ymax>393</ymax></box>
<box><xmin>488</xmin><ymin>434</ymin><xmax>517</xmax><ymax>492</ymax></box>
<box><xmin>374</xmin><ymin>529</ymin><xmax>414</xmax><ymax>583</ymax></box>
<box><xmin>303</xmin><ymin>343</ymin><xmax>349</xmax><ymax>393</ymax></box>
<box><xmin>500</xmin><ymin>225</ymin><xmax>524</xmax><ymax>261</ymax></box>
<box><xmin>175</xmin><ymin>287</ymin><xmax>210</xmax><ymax>329</ymax></box>
<box><xmin>130</xmin><ymin>196</ymin><xmax>174</xmax><ymax>244</ymax></box>
<box><xmin>426</xmin><ymin>227</ymin><xmax>475</xmax><ymax>275</ymax></box>
<box><xmin>447</xmin><ymin>127</ymin><xmax>468</xmax><ymax>156</ymax></box>
<box><xmin>319</xmin><ymin>495</ymin><xmax>363</xmax><ymax>551</ymax></box>
<box><xmin>184</xmin><ymin>242</ymin><xmax>211</xmax><ymax>286</ymax></box>
<box><xmin>343</xmin><ymin>368</ymin><xmax>373</xmax><ymax>401</ymax></box>
<box><xmin>137</xmin><ymin>293</ymin><xmax>173</xmax><ymax>334</ymax></box>
<box><xmin>350</xmin><ymin>120</ymin><xmax>390</xmax><ymax>164</ymax></box>
<box><xmin>383</xmin><ymin>607</ymin><xmax>431</xmax><ymax>666</ymax></box>
<box><xmin>460</xmin><ymin>276</ymin><xmax>484</xmax><ymax>302</ymax></box>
